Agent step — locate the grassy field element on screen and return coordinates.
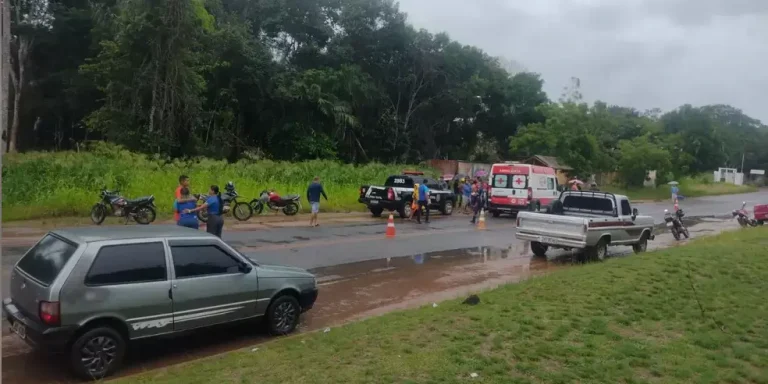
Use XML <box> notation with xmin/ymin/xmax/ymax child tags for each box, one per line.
<box><xmin>1</xmin><ymin>144</ymin><xmax>431</xmax><ymax>222</ymax></box>
<box><xmin>603</xmin><ymin>174</ymin><xmax>758</xmax><ymax>201</ymax></box>
<box><xmin>119</xmin><ymin>228</ymin><xmax>768</xmax><ymax>384</ymax></box>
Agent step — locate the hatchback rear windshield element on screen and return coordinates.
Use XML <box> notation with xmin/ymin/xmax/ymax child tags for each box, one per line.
<box><xmin>16</xmin><ymin>234</ymin><xmax>79</xmax><ymax>286</ymax></box>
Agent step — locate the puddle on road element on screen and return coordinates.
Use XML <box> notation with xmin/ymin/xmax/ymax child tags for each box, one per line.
<box><xmin>303</xmin><ymin>246</ymin><xmax>565</xmax><ymax>331</ymax></box>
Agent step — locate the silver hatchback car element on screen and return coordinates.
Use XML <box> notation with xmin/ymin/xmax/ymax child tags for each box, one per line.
<box><xmin>2</xmin><ymin>226</ymin><xmax>318</xmax><ymax>380</ymax></box>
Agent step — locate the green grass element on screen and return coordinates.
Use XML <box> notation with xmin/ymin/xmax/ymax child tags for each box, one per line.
<box><xmin>1</xmin><ymin>143</ymin><xmax>432</xmax><ymax>222</ymax></box>
<box><xmin>118</xmin><ymin>228</ymin><xmax>768</xmax><ymax>384</ymax></box>
<box><xmin>603</xmin><ymin>174</ymin><xmax>757</xmax><ymax>201</ymax></box>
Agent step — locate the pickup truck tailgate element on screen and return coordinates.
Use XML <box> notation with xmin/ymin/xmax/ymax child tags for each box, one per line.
<box><xmin>516</xmin><ymin>211</ymin><xmax>588</xmax><ymax>248</ymax></box>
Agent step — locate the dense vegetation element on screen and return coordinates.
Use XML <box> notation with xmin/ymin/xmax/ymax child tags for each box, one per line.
<box><xmin>118</xmin><ymin>228</ymin><xmax>768</xmax><ymax>384</ymax></box>
<box><xmin>4</xmin><ymin>0</ymin><xmax>768</xmax><ymax>187</ymax></box>
<box><xmin>1</xmin><ymin>143</ymin><xmax>426</xmax><ymax>220</ymax></box>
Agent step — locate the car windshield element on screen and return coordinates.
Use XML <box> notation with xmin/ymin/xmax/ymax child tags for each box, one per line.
<box><xmin>16</xmin><ymin>234</ymin><xmax>79</xmax><ymax>286</ymax></box>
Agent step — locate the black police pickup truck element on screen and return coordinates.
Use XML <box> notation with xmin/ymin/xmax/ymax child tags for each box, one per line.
<box><xmin>359</xmin><ymin>171</ymin><xmax>456</xmax><ymax>218</ymax></box>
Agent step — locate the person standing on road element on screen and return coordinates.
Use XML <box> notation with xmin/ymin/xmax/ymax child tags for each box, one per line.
<box><xmin>470</xmin><ymin>180</ymin><xmax>482</xmax><ymax>224</ymax></box>
<box><xmin>174</xmin><ymin>187</ymin><xmax>199</xmax><ymax>229</ymax></box>
<box><xmin>671</xmin><ymin>184</ymin><xmax>679</xmax><ymax>202</ymax></box>
<box><xmin>408</xmin><ymin>183</ymin><xmax>420</xmax><ymax>221</ymax></box>
<box><xmin>186</xmin><ymin>185</ymin><xmax>224</xmax><ymax>238</ymax></box>
<box><xmin>175</xmin><ymin>175</ymin><xmax>190</xmax><ymax>222</ymax></box>
<box><xmin>462</xmin><ymin>179</ymin><xmax>471</xmax><ymax>214</ymax></box>
<box><xmin>307</xmin><ymin>176</ymin><xmax>328</xmax><ymax>227</ymax></box>
<box><xmin>416</xmin><ymin>182</ymin><xmax>430</xmax><ymax>224</ymax></box>
<box><xmin>453</xmin><ymin>178</ymin><xmax>462</xmax><ymax>208</ymax></box>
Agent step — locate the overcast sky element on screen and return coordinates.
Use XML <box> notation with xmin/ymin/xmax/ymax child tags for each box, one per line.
<box><xmin>397</xmin><ymin>0</ymin><xmax>768</xmax><ymax>123</ymax></box>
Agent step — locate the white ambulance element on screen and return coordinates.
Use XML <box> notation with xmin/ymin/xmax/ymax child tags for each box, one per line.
<box><xmin>487</xmin><ymin>163</ymin><xmax>559</xmax><ymax>217</ymax></box>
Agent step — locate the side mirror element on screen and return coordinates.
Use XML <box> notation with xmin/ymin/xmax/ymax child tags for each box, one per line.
<box><xmin>239</xmin><ymin>263</ymin><xmax>253</xmax><ymax>274</ymax></box>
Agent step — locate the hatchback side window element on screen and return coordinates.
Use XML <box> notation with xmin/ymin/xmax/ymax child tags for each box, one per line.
<box><xmin>170</xmin><ymin>245</ymin><xmax>241</xmax><ymax>278</ymax></box>
<box><xmin>85</xmin><ymin>242</ymin><xmax>167</xmax><ymax>286</ymax></box>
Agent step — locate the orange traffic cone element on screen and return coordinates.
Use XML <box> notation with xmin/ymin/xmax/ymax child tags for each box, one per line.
<box><xmin>673</xmin><ymin>198</ymin><xmax>679</xmax><ymax>212</ymax></box>
<box><xmin>476</xmin><ymin>209</ymin><xmax>486</xmax><ymax>230</ymax></box>
<box><xmin>386</xmin><ymin>213</ymin><xmax>396</xmax><ymax>238</ymax></box>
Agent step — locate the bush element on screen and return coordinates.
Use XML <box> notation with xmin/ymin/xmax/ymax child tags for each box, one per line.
<box><xmin>1</xmin><ymin>144</ymin><xmax>432</xmax><ymax>221</ymax></box>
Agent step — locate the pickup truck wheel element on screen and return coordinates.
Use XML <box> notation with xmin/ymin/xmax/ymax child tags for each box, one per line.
<box><xmin>585</xmin><ymin>239</ymin><xmax>608</xmax><ymax>262</ymax></box>
<box><xmin>530</xmin><ymin>242</ymin><xmax>548</xmax><ymax>257</ymax></box>
<box><xmin>370</xmin><ymin>207</ymin><xmax>384</xmax><ymax>217</ymax></box>
<box><xmin>492</xmin><ymin>211</ymin><xmax>501</xmax><ymax>218</ymax></box>
<box><xmin>632</xmin><ymin>234</ymin><xmax>649</xmax><ymax>254</ymax></box>
<box><xmin>440</xmin><ymin>200</ymin><xmax>454</xmax><ymax>215</ymax></box>
<box><xmin>758</xmin><ymin>220</ymin><xmax>764</xmax><ymax>226</ymax></box>
<box><xmin>399</xmin><ymin>204</ymin><xmax>412</xmax><ymax>219</ymax></box>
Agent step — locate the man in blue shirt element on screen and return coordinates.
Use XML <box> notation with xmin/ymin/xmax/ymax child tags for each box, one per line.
<box><xmin>307</xmin><ymin>176</ymin><xmax>328</xmax><ymax>227</ymax></box>
<box><xmin>416</xmin><ymin>182</ymin><xmax>430</xmax><ymax>224</ymax></box>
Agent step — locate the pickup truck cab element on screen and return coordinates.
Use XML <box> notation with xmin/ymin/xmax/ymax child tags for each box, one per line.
<box><xmin>359</xmin><ymin>172</ymin><xmax>456</xmax><ymax>218</ymax></box>
<box><xmin>515</xmin><ymin>191</ymin><xmax>655</xmax><ymax>261</ymax></box>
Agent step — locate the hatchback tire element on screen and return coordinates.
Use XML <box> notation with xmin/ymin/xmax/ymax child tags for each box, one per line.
<box><xmin>266</xmin><ymin>295</ymin><xmax>301</xmax><ymax>335</ymax></box>
<box><xmin>69</xmin><ymin>326</ymin><xmax>126</xmax><ymax>380</ymax></box>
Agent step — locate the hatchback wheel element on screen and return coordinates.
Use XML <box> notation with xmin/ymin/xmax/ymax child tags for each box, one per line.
<box><xmin>70</xmin><ymin>326</ymin><xmax>125</xmax><ymax>380</ymax></box>
<box><xmin>267</xmin><ymin>295</ymin><xmax>301</xmax><ymax>335</ymax></box>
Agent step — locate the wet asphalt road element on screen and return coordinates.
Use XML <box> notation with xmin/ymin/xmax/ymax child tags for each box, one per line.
<box><xmin>228</xmin><ymin>190</ymin><xmax>768</xmax><ymax>270</ymax></box>
<box><xmin>3</xmin><ymin>190</ymin><xmax>768</xmax><ymax>292</ymax></box>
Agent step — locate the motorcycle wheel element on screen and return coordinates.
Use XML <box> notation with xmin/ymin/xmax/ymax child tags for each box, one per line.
<box><xmin>682</xmin><ymin>227</ymin><xmax>689</xmax><ymax>239</ymax></box>
<box><xmin>197</xmin><ymin>209</ymin><xmax>209</xmax><ymax>223</ymax></box>
<box><xmin>134</xmin><ymin>206</ymin><xmax>156</xmax><ymax>225</ymax></box>
<box><xmin>250</xmin><ymin>200</ymin><xmax>265</xmax><ymax>215</ymax></box>
<box><xmin>283</xmin><ymin>202</ymin><xmax>299</xmax><ymax>216</ymax></box>
<box><xmin>233</xmin><ymin>202</ymin><xmax>253</xmax><ymax>221</ymax></box>
<box><xmin>90</xmin><ymin>204</ymin><xmax>107</xmax><ymax>225</ymax></box>
<box><xmin>671</xmin><ymin>228</ymin><xmax>680</xmax><ymax>241</ymax></box>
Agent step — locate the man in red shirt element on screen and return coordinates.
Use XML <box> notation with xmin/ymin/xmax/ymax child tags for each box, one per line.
<box><xmin>175</xmin><ymin>175</ymin><xmax>190</xmax><ymax>221</ymax></box>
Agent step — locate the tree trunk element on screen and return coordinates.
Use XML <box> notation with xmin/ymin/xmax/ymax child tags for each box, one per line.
<box><xmin>1</xmin><ymin>0</ymin><xmax>10</xmax><ymax>152</ymax></box>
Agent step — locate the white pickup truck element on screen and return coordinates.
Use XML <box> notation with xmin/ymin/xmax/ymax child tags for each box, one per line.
<box><xmin>515</xmin><ymin>191</ymin><xmax>655</xmax><ymax>261</ymax></box>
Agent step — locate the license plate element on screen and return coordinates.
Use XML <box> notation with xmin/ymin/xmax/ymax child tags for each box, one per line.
<box><xmin>666</xmin><ymin>222</ymin><xmax>673</xmax><ymax>227</ymax></box>
<box><xmin>370</xmin><ymin>200</ymin><xmax>379</xmax><ymax>205</ymax></box>
<box><xmin>11</xmin><ymin>321</ymin><xmax>26</xmax><ymax>339</ymax></box>
<box><xmin>538</xmin><ymin>236</ymin><xmax>561</xmax><ymax>245</ymax></box>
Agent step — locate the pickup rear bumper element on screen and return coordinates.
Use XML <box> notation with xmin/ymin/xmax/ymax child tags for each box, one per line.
<box><xmin>516</xmin><ymin>231</ymin><xmax>588</xmax><ymax>249</ymax></box>
<box><xmin>488</xmin><ymin>203</ymin><xmax>528</xmax><ymax>212</ymax></box>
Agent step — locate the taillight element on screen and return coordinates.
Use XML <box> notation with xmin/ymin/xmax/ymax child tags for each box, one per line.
<box><xmin>582</xmin><ymin>223</ymin><xmax>588</xmax><ymax>234</ymax></box>
<box><xmin>516</xmin><ymin>217</ymin><xmax>520</xmax><ymax>227</ymax></box>
<box><xmin>39</xmin><ymin>301</ymin><xmax>60</xmax><ymax>326</ymax></box>
<box><xmin>387</xmin><ymin>188</ymin><xmax>394</xmax><ymax>200</ymax></box>
<box><xmin>527</xmin><ymin>187</ymin><xmax>532</xmax><ymax>201</ymax></box>
<box><xmin>360</xmin><ymin>187</ymin><xmax>365</xmax><ymax>197</ymax></box>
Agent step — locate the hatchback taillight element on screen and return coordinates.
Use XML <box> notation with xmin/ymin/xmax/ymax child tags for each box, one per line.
<box><xmin>39</xmin><ymin>301</ymin><xmax>60</xmax><ymax>326</ymax></box>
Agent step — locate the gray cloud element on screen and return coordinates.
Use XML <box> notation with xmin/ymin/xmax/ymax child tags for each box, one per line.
<box><xmin>397</xmin><ymin>0</ymin><xmax>768</xmax><ymax>122</ymax></box>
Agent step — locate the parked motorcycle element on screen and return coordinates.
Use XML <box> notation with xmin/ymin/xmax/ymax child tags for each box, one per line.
<box><xmin>196</xmin><ymin>182</ymin><xmax>253</xmax><ymax>222</ymax></box>
<box><xmin>250</xmin><ymin>190</ymin><xmax>301</xmax><ymax>216</ymax></box>
<box><xmin>90</xmin><ymin>187</ymin><xmax>156</xmax><ymax>225</ymax></box>
<box><xmin>732</xmin><ymin>201</ymin><xmax>759</xmax><ymax>227</ymax></box>
<box><xmin>664</xmin><ymin>208</ymin><xmax>689</xmax><ymax>240</ymax></box>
